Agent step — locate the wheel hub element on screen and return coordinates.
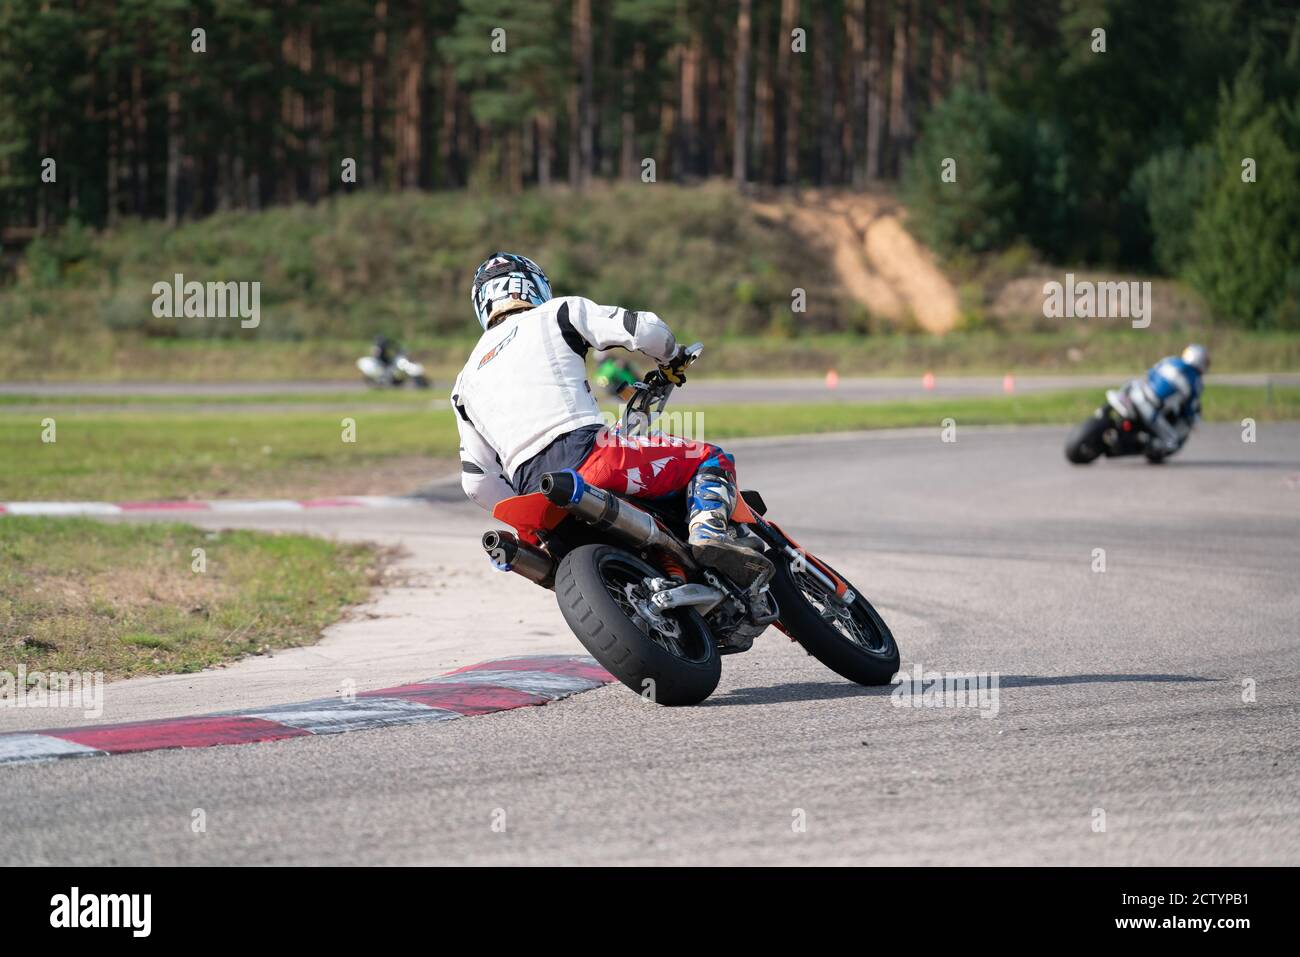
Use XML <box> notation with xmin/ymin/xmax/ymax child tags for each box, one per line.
<box><xmin>624</xmin><ymin>583</ymin><xmax>682</xmax><ymax>638</ymax></box>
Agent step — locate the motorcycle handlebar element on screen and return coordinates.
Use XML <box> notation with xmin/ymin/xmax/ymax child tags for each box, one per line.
<box><xmin>639</xmin><ymin>341</ymin><xmax>703</xmax><ymax>393</ymax></box>
<box><xmin>621</xmin><ymin>342</ymin><xmax>703</xmax><ymax>432</ymax></box>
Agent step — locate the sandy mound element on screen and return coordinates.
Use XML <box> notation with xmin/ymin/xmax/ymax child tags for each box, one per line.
<box><xmin>752</xmin><ymin>189</ymin><xmax>960</xmax><ymax>334</ymax></box>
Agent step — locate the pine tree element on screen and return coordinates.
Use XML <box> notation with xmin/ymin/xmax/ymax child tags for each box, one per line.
<box><xmin>1186</xmin><ymin>62</ymin><xmax>1300</xmax><ymax>328</ymax></box>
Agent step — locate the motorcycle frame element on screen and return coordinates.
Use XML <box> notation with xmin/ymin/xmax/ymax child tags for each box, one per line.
<box><xmin>1098</xmin><ymin>389</ymin><xmax>1157</xmax><ymax>457</ymax></box>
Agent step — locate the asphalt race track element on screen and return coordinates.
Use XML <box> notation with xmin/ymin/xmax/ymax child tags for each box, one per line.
<box><xmin>2</xmin><ymin>422</ymin><xmax>1297</xmax><ymax>865</ymax></box>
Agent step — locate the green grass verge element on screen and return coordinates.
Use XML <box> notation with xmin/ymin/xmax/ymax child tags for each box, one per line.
<box><xmin>2</xmin><ymin>386</ymin><xmax>1294</xmax><ymax>502</ymax></box>
<box><xmin>0</xmin><ymin>517</ymin><xmax>379</xmax><ymax>678</ymax></box>
<box><xmin>0</xmin><ymin>389</ymin><xmax>440</xmax><ymax>408</ymax></box>
<box><xmin>0</xmin><ymin>408</ymin><xmax>448</xmax><ymax>501</ymax></box>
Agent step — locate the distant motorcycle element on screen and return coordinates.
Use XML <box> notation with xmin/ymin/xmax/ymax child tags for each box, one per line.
<box><xmin>1065</xmin><ymin>380</ymin><xmax>1182</xmax><ymax>465</ymax></box>
<box><xmin>594</xmin><ymin>356</ymin><xmax>639</xmax><ymax>400</ymax></box>
<box><xmin>357</xmin><ymin>352</ymin><xmax>431</xmax><ymax>389</ymax></box>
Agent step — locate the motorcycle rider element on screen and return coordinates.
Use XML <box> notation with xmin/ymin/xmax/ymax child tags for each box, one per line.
<box><xmin>1125</xmin><ymin>344</ymin><xmax>1210</xmax><ymax>454</ymax></box>
<box><xmin>373</xmin><ymin>334</ymin><xmax>400</xmax><ymax>369</ymax></box>
<box><xmin>452</xmin><ymin>252</ymin><xmax>773</xmax><ymax>588</ymax></box>
<box><xmin>593</xmin><ymin>348</ymin><xmax>639</xmax><ymax>401</ymax></box>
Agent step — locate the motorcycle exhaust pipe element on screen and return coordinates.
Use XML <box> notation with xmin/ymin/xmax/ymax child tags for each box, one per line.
<box><xmin>540</xmin><ymin>470</ymin><xmax>697</xmax><ymax>572</ymax></box>
<box><xmin>482</xmin><ymin>529</ymin><xmax>555</xmax><ymax>587</ymax></box>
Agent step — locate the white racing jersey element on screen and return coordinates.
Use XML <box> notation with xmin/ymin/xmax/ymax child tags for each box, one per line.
<box><xmin>452</xmin><ymin>296</ymin><xmax>679</xmax><ymax>510</ymax></box>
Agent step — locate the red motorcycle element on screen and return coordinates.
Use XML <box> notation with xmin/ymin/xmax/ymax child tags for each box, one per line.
<box><xmin>482</xmin><ymin>345</ymin><xmax>899</xmax><ymax>706</ymax></box>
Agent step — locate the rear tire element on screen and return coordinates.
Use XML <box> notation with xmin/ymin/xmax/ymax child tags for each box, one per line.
<box><xmin>555</xmin><ymin>544</ymin><xmax>721</xmax><ymax>706</ymax></box>
<box><xmin>768</xmin><ymin>555</ymin><xmax>899</xmax><ymax>686</ymax></box>
<box><xmin>1065</xmin><ymin>413</ymin><xmax>1108</xmax><ymax>464</ymax></box>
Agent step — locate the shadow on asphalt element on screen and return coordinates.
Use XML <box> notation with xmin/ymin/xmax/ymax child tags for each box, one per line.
<box><xmin>708</xmin><ymin>672</ymin><xmax>1218</xmax><ymax>706</ymax></box>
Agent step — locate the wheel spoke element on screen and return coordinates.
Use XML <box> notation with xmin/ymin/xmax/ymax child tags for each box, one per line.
<box><xmin>794</xmin><ymin>568</ymin><xmax>879</xmax><ymax>651</ymax></box>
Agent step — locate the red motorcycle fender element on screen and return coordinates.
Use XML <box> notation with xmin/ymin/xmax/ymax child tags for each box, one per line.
<box><xmin>491</xmin><ymin>493</ymin><xmax>567</xmax><ymax>547</ymax></box>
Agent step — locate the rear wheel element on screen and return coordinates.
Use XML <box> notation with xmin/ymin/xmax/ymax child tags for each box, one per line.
<box><xmin>769</xmin><ymin>555</ymin><xmax>899</xmax><ymax>686</ymax></box>
<box><xmin>1065</xmin><ymin>413</ymin><xmax>1108</xmax><ymax>464</ymax></box>
<box><xmin>555</xmin><ymin>544</ymin><xmax>721</xmax><ymax>706</ymax></box>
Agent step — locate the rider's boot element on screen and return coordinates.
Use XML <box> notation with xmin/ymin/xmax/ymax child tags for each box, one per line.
<box><xmin>1145</xmin><ymin>409</ymin><xmax>1182</xmax><ymax>454</ymax></box>
<box><xmin>686</xmin><ymin>471</ymin><xmax>774</xmax><ymax>589</ymax></box>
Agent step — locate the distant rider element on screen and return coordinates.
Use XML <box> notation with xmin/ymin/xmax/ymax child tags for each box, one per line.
<box><xmin>1125</xmin><ymin>344</ymin><xmax>1209</xmax><ymax>454</ymax></box>
<box><xmin>372</xmin><ymin>335</ymin><xmax>400</xmax><ymax>369</ymax></box>
<box><xmin>451</xmin><ymin>252</ymin><xmax>773</xmax><ymax>587</ymax></box>
<box><xmin>593</xmin><ymin>349</ymin><xmax>639</xmax><ymax>401</ymax></box>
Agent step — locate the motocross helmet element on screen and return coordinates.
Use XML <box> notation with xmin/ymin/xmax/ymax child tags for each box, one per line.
<box><xmin>471</xmin><ymin>252</ymin><xmax>552</xmax><ymax>331</ymax></box>
<box><xmin>1181</xmin><ymin>343</ymin><xmax>1210</xmax><ymax>374</ymax></box>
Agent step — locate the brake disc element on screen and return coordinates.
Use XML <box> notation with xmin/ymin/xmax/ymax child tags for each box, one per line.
<box><xmin>624</xmin><ymin>583</ymin><xmax>681</xmax><ymax>638</ymax></box>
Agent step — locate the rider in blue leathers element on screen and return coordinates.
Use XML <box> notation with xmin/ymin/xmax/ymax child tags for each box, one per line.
<box><xmin>1125</xmin><ymin>344</ymin><xmax>1209</xmax><ymax>455</ymax></box>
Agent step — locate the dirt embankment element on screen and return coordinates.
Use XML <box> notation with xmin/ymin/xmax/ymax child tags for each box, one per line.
<box><xmin>751</xmin><ymin>190</ymin><xmax>961</xmax><ymax>333</ymax></box>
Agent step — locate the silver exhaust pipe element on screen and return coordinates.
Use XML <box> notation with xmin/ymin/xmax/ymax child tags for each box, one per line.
<box><xmin>540</xmin><ymin>470</ymin><xmax>697</xmax><ymax>573</ymax></box>
<box><xmin>482</xmin><ymin>529</ymin><xmax>555</xmax><ymax>587</ymax></box>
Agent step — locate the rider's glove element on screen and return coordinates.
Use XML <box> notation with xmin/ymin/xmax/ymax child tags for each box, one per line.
<box><xmin>657</xmin><ymin>346</ymin><xmax>690</xmax><ymax>387</ymax></box>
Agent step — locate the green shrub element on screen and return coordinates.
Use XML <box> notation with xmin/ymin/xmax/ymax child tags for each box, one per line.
<box><xmin>903</xmin><ymin>86</ymin><xmax>1075</xmax><ymax>259</ymax></box>
<box><xmin>1129</xmin><ymin>144</ymin><xmax>1217</xmax><ymax>274</ymax></box>
<box><xmin>1184</xmin><ymin>63</ymin><xmax>1300</xmax><ymax>328</ymax></box>
<box><xmin>902</xmin><ymin>86</ymin><xmax>1022</xmax><ymax>254</ymax></box>
<box><xmin>22</xmin><ymin>219</ymin><xmax>98</xmax><ymax>287</ymax></box>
